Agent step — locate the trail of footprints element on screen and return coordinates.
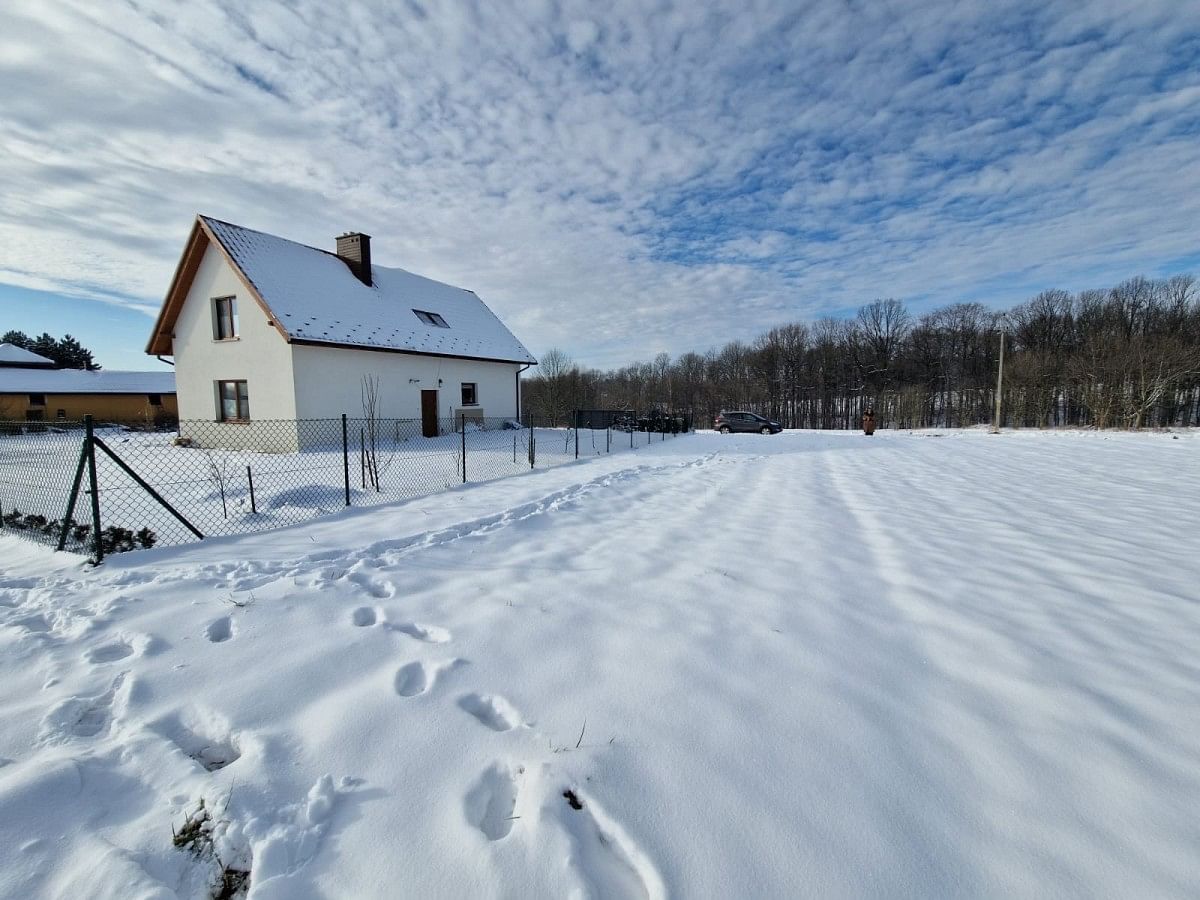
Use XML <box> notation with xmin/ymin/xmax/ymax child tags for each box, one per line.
<box><xmin>350</xmin><ymin>599</ymin><xmax>659</xmax><ymax>900</ymax></box>
<box><xmin>15</xmin><ymin>559</ymin><xmax>655</xmax><ymax>897</ymax></box>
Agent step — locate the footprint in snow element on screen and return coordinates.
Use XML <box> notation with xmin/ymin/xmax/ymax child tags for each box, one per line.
<box><xmin>458</xmin><ymin>693</ymin><xmax>520</xmax><ymax>731</ymax></box>
<box><xmin>351</xmin><ymin>606</ymin><xmax>379</xmax><ymax>627</ymax></box>
<box><xmin>553</xmin><ymin>785</ymin><xmax>666</xmax><ymax>900</ymax></box>
<box><xmin>154</xmin><ymin>710</ymin><xmax>242</xmax><ymax>772</ymax></box>
<box><xmin>39</xmin><ymin>672</ymin><xmax>129</xmax><ymax>743</ymax></box>
<box><xmin>8</xmin><ymin>613</ymin><xmax>52</xmax><ymax>634</ymax></box>
<box><xmin>394</xmin><ymin>658</ymin><xmax>464</xmax><ymax>698</ymax></box>
<box><xmin>348</xmin><ymin>571</ymin><xmax>394</xmax><ymax>600</ymax></box>
<box><xmin>393</xmin><ymin>661</ymin><xmax>429</xmax><ymax>697</ymax></box>
<box><xmin>465</xmin><ymin>762</ymin><xmax>523</xmax><ymax>840</ymax></box>
<box><xmin>85</xmin><ymin>640</ymin><xmax>134</xmax><ymax>664</ymax></box>
<box><xmin>82</xmin><ymin>631</ymin><xmax>161</xmax><ymax>664</ymax></box>
<box><xmin>205</xmin><ymin>617</ymin><xmax>234</xmax><ymax>643</ymax></box>
<box><xmin>389</xmin><ymin>622</ymin><xmax>451</xmax><ymax>643</ymax></box>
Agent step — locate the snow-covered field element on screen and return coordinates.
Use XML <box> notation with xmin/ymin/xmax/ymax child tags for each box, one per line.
<box><xmin>1</xmin><ymin>428</ymin><xmax>1198</xmax><ymax>898</ymax></box>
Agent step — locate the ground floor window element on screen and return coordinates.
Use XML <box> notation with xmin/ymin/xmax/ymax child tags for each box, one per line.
<box><xmin>461</xmin><ymin>382</ymin><xmax>477</xmax><ymax>406</ymax></box>
<box><xmin>25</xmin><ymin>410</ymin><xmax>44</xmax><ymax>422</ymax></box>
<box><xmin>56</xmin><ymin>409</ymin><xmax>66</xmax><ymax>419</ymax></box>
<box><xmin>217</xmin><ymin>380</ymin><xmax>250</xmax><ymax>421</ymax></box>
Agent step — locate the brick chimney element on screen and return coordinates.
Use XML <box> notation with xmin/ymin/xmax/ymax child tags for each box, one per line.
<box><xmin>336</xmin><ymin>232</ymin><xmax>372</xmax><ymax>286</ymax></box>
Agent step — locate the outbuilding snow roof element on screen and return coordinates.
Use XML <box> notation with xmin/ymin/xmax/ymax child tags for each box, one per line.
<box><xmin>0</xmin><ymin>369</ymin><xmax>176</xmax><ymax>395</ymax></box>
<box><xmin>196</xmin><ymin>217</ymin><xmax>536</xmax><ymax>364</ymax></box>
<box><xmin>0</xmin><ymin>343</ymin><xmax>55</xmax><ymax>366</ymax></box>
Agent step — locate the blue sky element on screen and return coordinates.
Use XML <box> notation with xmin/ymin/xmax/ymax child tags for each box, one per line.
<box><xmin>2</xmin><ymin>0</ymin><xmax>1198</xmax><ymax>371</ymax></box>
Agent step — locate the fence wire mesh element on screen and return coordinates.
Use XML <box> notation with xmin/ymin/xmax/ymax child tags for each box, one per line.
<box><xmin>0</xmin><ymin>419</ymin><xmax>91</xmax><ymax>551</ymax></box>
<box><xmin>0</xmin><ymin>412</ymin><xmax>691</xmax><ymax>558</ymax></box>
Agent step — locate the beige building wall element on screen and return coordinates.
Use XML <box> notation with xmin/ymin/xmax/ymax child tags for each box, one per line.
<box><xmin>1</xmin><ymin>392</ymin><xmax>178</xmax><ymax>423</ymax></box>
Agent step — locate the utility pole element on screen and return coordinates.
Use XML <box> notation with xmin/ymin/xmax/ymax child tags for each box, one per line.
<box><xmin>991</xmin><ymin>327</ymin><xmax>1005</xmax><ymax>433</ymax></box>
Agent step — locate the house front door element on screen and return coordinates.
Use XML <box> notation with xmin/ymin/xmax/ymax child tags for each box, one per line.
<box><xmin>421</xmin><ymin>389</ymin><xmax>439</xmax><ymax>438</ymax></box>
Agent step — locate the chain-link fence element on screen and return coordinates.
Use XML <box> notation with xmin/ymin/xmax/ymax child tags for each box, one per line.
<box><xmin>0</xmin><ymin>419</ymin><xmax>93</xmax><ymax>552</ymax></box>
<box><xmin>0</xmin><ymin>412</ymin><xmax>692</xmax><ymax>560</ymax></box>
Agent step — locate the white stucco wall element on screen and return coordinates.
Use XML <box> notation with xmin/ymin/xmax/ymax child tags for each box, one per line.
<box><xmin>290</xmin><ymin>345</ymin><xmax>522</xmax><ymax>423</ymax></box>
<box><xmin>172</xmin><ymin>244</ymin><xmax>298</xmax><ymax>422</ymax></box>
<box><xmin>172</xmin><ymin>244</ymin><xmax>301</xmax><ymax>450</ymax></box>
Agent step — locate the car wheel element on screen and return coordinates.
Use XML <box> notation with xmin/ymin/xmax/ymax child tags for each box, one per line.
<box><xmin>719</xmin><ymin>426</ymin><xmax>730</xmax><ymax>434</ymax></box>
<box><xmin>760</xmin><ymin>426</ymin><xmax>770</xmax><ymax>435</ymax></box>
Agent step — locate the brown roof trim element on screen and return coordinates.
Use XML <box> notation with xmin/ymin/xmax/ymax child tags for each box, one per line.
<box><xmin>288</xmin><ymin>338</ymin><xmax>537</xmax><ymax>366</ymax></box>
<box><xmin>146</xmin><ymin>219</ymin><xmax>205</xmax><ymax>356</ymax></box>
<box><xmin>146</xmin><ymin>216</ymin><xmax>293</xmax><ymax>356</ymax></box>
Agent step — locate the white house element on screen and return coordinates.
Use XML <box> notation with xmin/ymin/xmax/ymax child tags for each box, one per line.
<box><xmin>147</xmin><ymin>216</ymin><xmax>536</xmax><ymax>450</ymax></box>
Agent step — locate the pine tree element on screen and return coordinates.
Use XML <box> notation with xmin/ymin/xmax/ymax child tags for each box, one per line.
<box><xmin>0</xmin><ymin>331</ymin><xmax>100</xmax><ymax>369</ymax></box>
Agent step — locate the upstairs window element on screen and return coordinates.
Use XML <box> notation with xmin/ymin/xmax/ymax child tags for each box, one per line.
<box><xmin>148</xmin><ymin>393</ymin><xmax>162</xmax><ymax>406</ymax></box>
<box><xmin>217</xmin><ymin>380</ymin><xmax>250</xmax><ymax>421</ymax></box>
<box><xmin>28</xmin><ymin>393</ymin><xmax>46</xmax><ymax>406</ymax></box>
<box><xmin>461</xmin><ymin>382</ymin><xmax>478</xmax><ymax>406</ymax></box>
<box><xmin>413</xmin><ymin>309</ymin><xmax>449</xmax><ymax>328</ymax></box>
<box><xmin>214</xmin><ymin>296</ymin><xmax>239</xmax><ymax>340</ymax></box>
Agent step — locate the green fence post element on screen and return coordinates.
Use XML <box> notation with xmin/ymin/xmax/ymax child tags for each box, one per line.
<box><xmin>84</xmin><ymin>415</ymin><xmax>103</xmax><ymax>564</ymax></box>
<box><xmin>57</xmin><ymin>437</ymin><xmax>89</xmax><ymax>551</ymax></box>
<box><xmin>341</xmin><ymin>413</ymin><xmax>351</xmax><ymax>505</ymax></box>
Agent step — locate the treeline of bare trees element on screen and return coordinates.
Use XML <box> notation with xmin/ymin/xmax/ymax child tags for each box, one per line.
<box><xmin>522</xmin><ymin>274</ymin><xmax>1200</xmax><ymax>430</ymax></box>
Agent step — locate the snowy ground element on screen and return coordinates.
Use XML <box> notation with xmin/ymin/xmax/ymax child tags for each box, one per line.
<box><xmin>1</xmin><ymin>428</ymin><xmax>1198</xmax><ymax>898</ymax></box>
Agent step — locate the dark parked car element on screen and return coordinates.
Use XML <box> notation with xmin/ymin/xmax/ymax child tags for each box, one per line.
<box><xmin>714</xmin><ymin>411</ymin><xmax>782</xmax><ymax>434</ymax></box>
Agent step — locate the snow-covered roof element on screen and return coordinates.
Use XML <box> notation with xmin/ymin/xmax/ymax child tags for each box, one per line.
<box><xmin>0</xmin><ymin>343</ymin><xmax>54</xmax><ymax>367</ymax></box>
<box><xmin>0</xmin><ymin>369</ymin><xmax>175</xmax><ymax>395</ymax></box>
<box><xmin>200</xmin><ymin>217</ymin><xmax>536</xmax><ymax>365</ymax></box>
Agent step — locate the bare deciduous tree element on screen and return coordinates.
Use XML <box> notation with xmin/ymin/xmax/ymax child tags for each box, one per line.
<box><xmin>520</xmin><ymin>272</ymin><xmax>1200</xmax><ymax>431</ymax></box>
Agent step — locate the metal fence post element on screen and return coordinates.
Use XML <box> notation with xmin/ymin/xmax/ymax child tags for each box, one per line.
<box><xmin>341</xmin><ymin>413</ymin><xmax>350</xmax><ymax>505</ymax></box>
<box><xmin>606</xmin><ymin>426</ymin><xmax>611</xmax><ymax>453</ymax></box>
<box><xmin>461</xmin><ymin>413</ymin><xmax>467</xmax><ymax>483</ymax></box>
<box><xmin>247</xmin><ymin>465</ymin><xmax>256</xmax><ymax>514</ymax></box>
<box><xmin>574</xmin><ymin>411</ymin><xmax>579</xmax><ymax>459</ymax></box>
<box><xmin>84</xmin><ymin>415</ymin><xmax>103</xmax><ymax>564</ymax></box>
<box><xmin>57</xmin><ymin>436</ymin><xmax>90</xmax><ymax>551</ymax></box>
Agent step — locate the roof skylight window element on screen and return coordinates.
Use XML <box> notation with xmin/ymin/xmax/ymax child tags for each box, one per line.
<box><xmin>413</xmin><ymin>309</ymin><xmax>449</xmax><ymax>328</ymax></box>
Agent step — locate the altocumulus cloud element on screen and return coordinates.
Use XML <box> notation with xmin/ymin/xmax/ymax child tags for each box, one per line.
<box><xmin>1</xmin><ymin>0</ymin><xmax>1198</xmax><ymax>366</ymax></box>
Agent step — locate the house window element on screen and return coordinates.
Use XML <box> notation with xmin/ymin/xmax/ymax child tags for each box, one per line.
<box><xmin>148</xmin><ymin>393</ymin><xmax>162</xmax><ymax>406</ymax></box>
<box><xmin>213</xmin><ymin>296</ymin><xmax>239</xmax><ymax>340</ymax></box>
<box><xmin>460</xmin><ymin>382</ymin><xmax>478</xmax><ymax>406</ymax></box>
<box><xmin>216</xmin><ymin>380</ymin><xmax>250</xmax><ymax>421</ymax></box>
<box><xmin>412</xmin><ymin>309</ymin><xmax>449</xmax><ymax>328</ymax></box>
<box><xmin>25</xmin><ymin>410</ymin><xmax>44</xmax><ymax>422</ymax></box>
<box><xmin>28</xmin><ymin>393</ymin><xmax>45</xmax><ymax>406</ymax></box>
<box><xmin>56</xmin><ymin>409</ymin><xmax>66</xmax><ymax>419</ymax></box>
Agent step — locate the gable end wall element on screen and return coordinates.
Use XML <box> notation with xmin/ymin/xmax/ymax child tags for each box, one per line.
<box><xmin>173</xmin><ymin>244</ymin><xmax>298</xmax><ymax>425</ymax></box>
